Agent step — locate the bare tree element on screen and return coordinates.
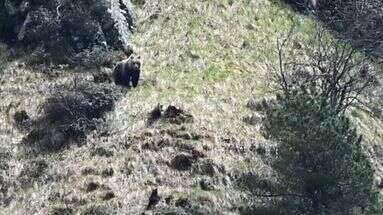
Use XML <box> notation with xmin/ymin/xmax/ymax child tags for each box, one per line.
<box><xmin>275</xmin><ymin>27</ymin><xmax>377</xmax><ymax>114</ymax></box>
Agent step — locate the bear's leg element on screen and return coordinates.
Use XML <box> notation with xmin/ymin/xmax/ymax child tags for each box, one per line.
<box><xmin>122</xmin><ymin>69</ymin><xmax>132</xmax><ymax>87</ymax></box>
<box><xmin>131</xmin><ymin>70</ymin><xmax>140</xmax><ymax>87</ymax></box>
<box><xmin>113</xmin><ymin>64</ymin><xmax>124</xmax><ymax>85</ymax></box>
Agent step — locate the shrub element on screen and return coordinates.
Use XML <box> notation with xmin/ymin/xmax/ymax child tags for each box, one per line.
<box><xmin>242</xmin><ymin>29</ymin><xmax>381</xmax><ymax>214</ymax></box>
<box><xmin>73</xmin><ymin>45</ymin><xmax>114</xmax><ymax>69</ymax></box>
<box><xmin>264</xmin><ymin>88</ymin><xmax>380</xmax><ymax>214</ymax></box>
<box><xmin>22</xmin><ymin>82</ymin><xmax>121</xmax><ymax>152</ymax></box>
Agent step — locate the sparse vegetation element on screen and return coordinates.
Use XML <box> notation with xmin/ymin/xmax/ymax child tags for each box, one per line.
<box><xmin>22</xmin><ymin>82</ymin><xmax>121</xmax><ymax>152</ymax></box>
<box><xmin>0</xmin><ymin>0</ymin><xmax>382</xmax><ymax>214</ymax></box>
<box><xmin>264</xmin><ymin>89</ymin><xmax>379</xmax><ymax>214</ymax></box>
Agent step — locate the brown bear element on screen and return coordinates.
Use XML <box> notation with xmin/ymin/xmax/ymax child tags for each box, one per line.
<box><xmin>113</xmin><ymin>56</ymin><xmax>141</xmax><ymax>87</ymax></box>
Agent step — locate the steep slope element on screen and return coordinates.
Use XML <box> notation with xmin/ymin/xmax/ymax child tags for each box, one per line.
<box><xmin>0</xmin><ymin>0</ymin><xmax>382</xmax><ymax>214</ymax></box>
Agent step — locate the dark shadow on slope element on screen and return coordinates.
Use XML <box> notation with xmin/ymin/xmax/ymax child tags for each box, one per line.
<box><xmin>278</xmin><ymin>0</ymin><xmax>383</xmax><ymax>59</ymax></box>
<box><xmin>21</xmin><ymin>82</ymin><xmax>122</xmax><ymax>153</ymax></box>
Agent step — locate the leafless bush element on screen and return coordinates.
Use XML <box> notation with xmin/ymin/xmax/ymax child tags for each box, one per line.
<box><xmin>274</xmin><ymin>27</ymin><xmax>378</xmax><ymax>114</ymax></box>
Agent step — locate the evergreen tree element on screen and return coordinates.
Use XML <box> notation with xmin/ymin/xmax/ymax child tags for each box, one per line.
<box><xmin>265</xmin><ymin>87</ymin><xmax>380</xmax><ymax>214</ymax></box>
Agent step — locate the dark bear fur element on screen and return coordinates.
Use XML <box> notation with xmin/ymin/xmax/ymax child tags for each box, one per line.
<box><xmin>113</xmin><ymin>56</ymin><xmax>141</xmax><ymax>87</ymax></box>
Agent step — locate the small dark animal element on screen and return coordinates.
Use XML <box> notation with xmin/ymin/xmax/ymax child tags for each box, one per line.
<box><xmin>146</xmin><ymin>188</ymin><xmax>160</xmax><ymax>210</ymax></box>
<box><xmin>113</xmin><ymin>56</ymin><xmax>141</xmax><ymax>87</ymax></box>
<box><xmin>147</xmin><ymin>104</ymin><xmax>163</xmax><ymax>126</ymax></box>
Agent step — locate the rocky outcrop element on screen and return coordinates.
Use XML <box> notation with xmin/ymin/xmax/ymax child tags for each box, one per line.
<box><xmin>283</xmin><ymin>0</ymin><xmax>383</xmax><ymax>58</ymax></box>
<box><xmin>0</xmin><ymin>0</ymin><xmax>136</xmax><ymax>65</ymax></box>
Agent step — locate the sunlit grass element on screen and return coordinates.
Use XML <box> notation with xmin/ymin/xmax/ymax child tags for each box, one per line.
<box><xmin>112</xmin><ymin>0</ymin><xmax>317</xmax><ymax>139</ymax></box>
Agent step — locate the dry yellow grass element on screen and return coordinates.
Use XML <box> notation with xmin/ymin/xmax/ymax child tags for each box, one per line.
<box><xmin>1</xmin><ymin>0</ymin><xmax>382</xmax><ymax>214</ymax></box>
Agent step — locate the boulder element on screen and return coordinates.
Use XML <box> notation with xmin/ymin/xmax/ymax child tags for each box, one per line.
<box><xmin>171</xmin><ymin>153</ymin><xmax>195</xmax><ymax>171</ymax></box>
<box><xmin>0</xmin><ymin>0</ymin><xmax>136</xmax><ymax>65</ymax></box>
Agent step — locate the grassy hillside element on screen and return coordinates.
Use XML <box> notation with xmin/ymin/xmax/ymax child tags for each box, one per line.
<box><xmin>0</xmin><ymin>0</ymin><xmax>382</xmax><ymax>214</ymax></box>
<box><xmin>118</xmin><ymin>0</ymin><xmax>316</xmax><ymax>138</ymax></box>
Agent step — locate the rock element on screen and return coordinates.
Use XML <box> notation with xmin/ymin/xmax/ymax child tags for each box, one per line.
<box><xmin>91</xmin><ymin>147</ymin><xmax>114</xmax><ymax>158</ymax></box>
<box><xmin>13</xmin><ymin>110</ymin><xmax>30</xmax><ymax>127</ymax></box>
<box><xmin>146</xmin><ymin>188</ymin><xmax>160</xmax><ymax>210</ymax></box>
<box><xmin>171</xmin><ymin>153</ymin><xmax>195</xmax><ymax>171</ymax></box>
<box><xmin>165</xmin><ymin>195</ymin><xmax>174</xmax><ymax>205</ymax></box>
<box><xmin>163</xmin><ymin>105</ymin><xmax>194</xmax><ymax>124</ymax></box>
<box><xmin>81</xmin><ymin>166</ymin><xmax>98</xmax><ymax>175</ymax></box>
<box><xmin>199</xmin><ymin>179</ymin><xmax>214</xmax><ymax>191</ymax></box>
<box><xmin>147</xmin><ymin>105</ymin><xmax>194</xmax><ymax>125</ymax></box>
<box><xmin>175</xmin><ymin>198</ymin><xmax>191</xmax><ymax>209</ymax></box>
<box><xmin>0</xmin><ymin>0</ymin><xmax>136</xmax><ymax>66</ymax></box>
<box><xmin>132</xmin><ymin>0</ymin><xmax>146</xmax><ymax>6</ymax></box>
<box><xmin>63</xmin><ymin>194</ymin><xmax>87</xmax><ymax>205</ymax></box>
<box><xmin>375</xmin><ymin>177</ymin><xmax>383</xmax><ymax>189</ymax></box>
<box><xmin>241</xmin><ymin>40</ymin><xmax>251</xmax><ymax>49</ymax></box>
<box><xmin>101</xmin><ymin>168</ymin><xmax>114</xmax><ymax>177</ymax></box>
<box><xmin>191</xmin><ymin>149</ymin><xmax>206</xmax><ymax>159</ymax></box>
<box><xmin>246</xmin><ymin>97</ymin><xmax>277</xmax><ymax>112</ymax></box>
<box><xmin>142</xmin><ymin>142</ymin><xmax>159</xmax><ymax>151</ymax></box>
<box><xmin>100</xmin><ymin>191</ymin><xmax>115</xmax><ymax>201</ymax></box>
<box><xmin>243</xmin><ymin>113</ymin><xmax>263</xmax><ymax>126</ymax></box>
<box><xmin>245</xmin><ymin>24</ymin><xmax>255</xmax><ymax>30</ymax></box>
<box><xmin>51</xmin><ymin>207</ymin><xmax>74</xmax><ymax>215</ymax></box>
<box><xmin>176</xmin><ymin>132</ymin><xmax>192</xmax><ymax>140</ymax></box>
<box><xmin>193</xmin><ymin>159</ymin><xmax>225</xmax><ymax>176</ymax></box>
<box><xmin>255</xmin><ymin>146</ymin><xmax>266</xmax><ymax>155</ymax></box>
<box><xmin>82</xmin><ymin>204</ymin><xmax>116</xmax><ymax>215</ymax></box>
<box><xmin>86</xmin><ymin>181</ymin><xmax>100</xmax><ymax>192</ymax></box>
